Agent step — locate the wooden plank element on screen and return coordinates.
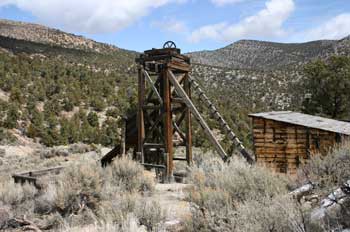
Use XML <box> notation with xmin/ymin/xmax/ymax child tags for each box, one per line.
<box><xmin>257</xmin><ymin>155</ymin><xmax>307</xmax><ymax>160</ymax></box>
<box><xmin>255</xmin><ymin>148</ymin><xmax>302</xmax><ymax>154</ymax></box>
<box><xmin>254</xmin><ymin>143</ymin><xmax>306</xmax><ymax>148</ymax></box>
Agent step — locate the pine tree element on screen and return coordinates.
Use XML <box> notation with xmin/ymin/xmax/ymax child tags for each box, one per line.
<box><xmin>4</xmin><ymin>104</ymin><xmax>19</xmax><ymax>129</ymax></box>
<box><xmin>87</xmin><ymin>112</ymin><xmax>99</xmax><ymax>127</ymax></box>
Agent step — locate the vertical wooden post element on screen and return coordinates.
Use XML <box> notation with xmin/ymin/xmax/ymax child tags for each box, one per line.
<box><xmin>164</xmin><ymin>69</ymin><xmax>173</xmax><ymax>178</ymax></box>
<box><xmin>184</xmin><ymin>74</ymin><xmax>192</xmax><ymax>165</ymax></box>
<box><xmin>121</xmin><ymin>117</ymin><xmax>126</xmax><ymax>155</ymax></box>
<box><xmin>137</xmin><ymin>66</ymin><xmax>145</xmax><ymax>163</ymax></box>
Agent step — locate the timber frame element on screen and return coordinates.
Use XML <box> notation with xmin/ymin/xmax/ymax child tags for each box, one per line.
<box><xmin>101</xmin><ymin>43</ymin><xmax>254</xmax><ymax>180</ymax></box>
<box><xmin>136</xmin><ymin>47</ymin><xmax>193</xmax><ymax>179</ymax></box>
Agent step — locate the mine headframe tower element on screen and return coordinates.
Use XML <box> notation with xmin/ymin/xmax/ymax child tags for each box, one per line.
<box><xmin>101</xmin><ymin>41</ymin><xmax>254</xmax><ymax>180</ymax></box>
<box><xmin>135</xmin><ymin>42</ymin><xmax>192</xmax><ymax>178</ymax></box>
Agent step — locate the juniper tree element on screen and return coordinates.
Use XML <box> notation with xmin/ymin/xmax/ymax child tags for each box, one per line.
<box><xmin>302</xmin><ymin>56</ymin><xmax>350</xmax><ymax>120</ymax></box>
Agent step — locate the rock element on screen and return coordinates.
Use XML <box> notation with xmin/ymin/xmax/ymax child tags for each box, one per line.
<box><xmin>54</xmin><ymin>148</ymin><xmax>69</xmax><ymax>157</ymax></box>
<box><xmin>40</xmin><ymin>149</ymin><xmax>54</xmax><ymax>159</ymax></box>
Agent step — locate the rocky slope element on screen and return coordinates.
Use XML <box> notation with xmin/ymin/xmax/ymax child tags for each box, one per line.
<box><xmin>188</xmin><ymin>37</ymin><xmax>350</xmax><ymax>70</ymax></box>
<box><xmin>0</xmin><ymin>19</ymin><xmax>120</xmax><ymax>54</ymax></box>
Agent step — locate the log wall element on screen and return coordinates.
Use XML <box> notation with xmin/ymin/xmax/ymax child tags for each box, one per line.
<box><xmin>252</xmin><ymin>117</ymin><xmax>341</xmax><ymax>175</ymax></box>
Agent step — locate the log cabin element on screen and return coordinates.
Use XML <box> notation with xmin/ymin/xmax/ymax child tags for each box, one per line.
<box><xmin>249</xmin><ymin>111</ymin><xmax>350</xmax><ymax>175</ymax></box>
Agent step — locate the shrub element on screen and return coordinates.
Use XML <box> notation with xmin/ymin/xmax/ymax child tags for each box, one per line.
<box><xmin>105</xmin><ymin>157</ymin><xmax>155</xmax><ymax>192</ymax></box>
<box><xmin>0</xmin><ymin>181</ymin><xmax>37</xmax><ymax>206</ymax></box>
<box><xmin>0</xmin><ymin>128</ymin><xmax>17</xmax><ymax>145</ymax></box>
<box><xmin>68</xmin><ymin>143</ymin><xmax>93</xmax><ymax>154</ymax></box>
<box><xmin>62</xmin><ymin>98</ymin><xmax>74</xmax><ymax>112</ymax></box>
<box><xmin>4</xmin><ymin>105</ymin><xmax>19</xmax><ymax>129</ymax></box>
<box><xmin>106</xmin><ymin>108</ymin><xmax>119</xmax><ymax>118</ymax></box>
<box><xmin>232</xmin><ymin>195</ymin><xmax>308</xmax><ymax>232</ymax></box>
<box><xmin>186</xmin><ymin>156</ymin><xmax>294</xmax><ymax>231</ymax></box>
<box><xmin>0</xmin><ymin>156</ymin><xmax>157</xmax><ymax>231</ymax></box>
<box><xmin>34</xmin><ymin>184</ymin><xmax>57</xmax><ymax>214</ymax></box>
<box><xmin>299</xmin><ymin>141</ymin><xmax>350</xmax><ymax>193</ymax></box>
<box><xmin>87</xmin><ymin>112</ymin><xmax>99</xmax><ymax>127</ymax></box>
<box><xmin>188</xmin><ymin>157</ymin><xmax>290</xmax><ymax>205</ymax></box>
<box><xmin>135</xmin><ymin>200</ymin><xmax>164</xmax><ymax>231</ymax></box>
<box><xmin>54</xmin><ymin>161</ymin><xmax>103</xmax><ymax>216</ymax></box>
<box><xmin>39</xmin><ymin>147</ymin><xmax>69</xmax><ymax>159</ymax></box>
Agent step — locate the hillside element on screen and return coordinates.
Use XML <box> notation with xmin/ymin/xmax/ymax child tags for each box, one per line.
<box><xmin>187</xmin><ymin>37</ymin><xmax>350</xmax><ymax>70</ymax></box>
<box><xmin>0</xmin><ymin>19</ymin><xmax>120</xmax><ymax>54</ymax></box>
<box><xmin>0</xmin><ymin>20</ymin><xmax>139</xmax><ymax>148</ymax></box>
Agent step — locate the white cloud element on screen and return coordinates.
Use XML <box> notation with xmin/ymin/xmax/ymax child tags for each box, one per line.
<box><xmin>152</xmin><ymin>19</ymin><xmax>188</xmax><ymax>33</ymax></box>
<box><xmin>189</xmin><ymin>23</ymin><xmax>227</xmax><ymax>42</ymax></box>
<box><xmin>189</xmin><ymin>0</ymin><xmax>295</xmax><ymax>43</ymax></box>
<box><xmin>304</xmin><ymin>13</ymin><xmax>350</xmax><ymax>41</ymax></box>
<box><xmin>210</xmin><ymin>0</ymin><xmax>245</xmax><ymax>6</ymax></box>
<box><xmin>0</xmin><ymin>0</ymin><xmax>184</xmax><ymax>33</ymax></box>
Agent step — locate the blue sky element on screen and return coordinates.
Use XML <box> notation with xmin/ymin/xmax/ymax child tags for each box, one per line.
<box><xmin>0</xmin><ymin>0</ymin><xmax>350</xmax><ymax>52</ymax></box>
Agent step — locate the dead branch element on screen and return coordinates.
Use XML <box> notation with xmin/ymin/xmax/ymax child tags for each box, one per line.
<box><xmin>13</xmin><ymin>215</ymin><xmax>42</xmax><ymax>232</ymax></box>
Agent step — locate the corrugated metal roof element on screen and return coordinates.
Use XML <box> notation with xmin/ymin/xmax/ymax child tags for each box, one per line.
<box><xmin>249</xmin><ymin>111</ymin><xmax>350</xmax><ymax>136</ymax></box>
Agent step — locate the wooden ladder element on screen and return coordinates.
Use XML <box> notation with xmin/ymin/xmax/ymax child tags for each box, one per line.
<box><xmin>188</xmin><ymin>75</ymin><xmax>254</xmax><ymax>164</ymax></box>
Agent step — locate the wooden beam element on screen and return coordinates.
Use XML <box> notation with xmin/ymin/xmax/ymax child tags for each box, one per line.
<box><xmin>184</xmin><ymin>74</ymin><xmax>192</xmax><ymax>165</ymax></box>
<box><xmin>168</xmin><ymin>70</ymin><xmax>227</xmax><ymax>160</ymax></box>
<box><xmin>137</xmin><ymin>67</ymin><xmax>145</xmax><ymax>163</ymax></box>
<box><xmin>172</xmin><ymin>120</ymin><xmax>187</xmax><ymax>142</ymax></box>
<box><xmin>164</xmin><ymin>70</ymin><xmax>174</xmax><ymax>178</ymax></box>
<box><xmin>143</xmin><ymin>70</ymin><xmax>163</xmax><ymax>105</ymax></box>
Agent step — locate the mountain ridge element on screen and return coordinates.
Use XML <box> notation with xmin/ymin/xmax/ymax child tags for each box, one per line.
<box><xmin>0</xmin><ymin>19</ymin><xmax>122</xmax><ymax>54</ymax></box>
<box><xmin>187</xmin><ymin>36</ymin><xmax>350</xmax><ymax>70</ymax></box>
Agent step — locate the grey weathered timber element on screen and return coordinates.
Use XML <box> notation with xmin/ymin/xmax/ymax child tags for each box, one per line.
<box><xmin>168</xmin><ymin>70</ymin><xmax>228</xmax><ymax>160</ymax></box>
<box><xmin>188</xmin><ymin>75</ymin><xmax>254</xmax><ymax>163</ymax></box>
<box><xmin>249</xmin><ymin>111</ymin><xmax>350</xmax><ymax>136</ymax></box>
<box><xmin>12</xmin><ymin>166</ymin><xmax>65</xmax><ymax>188</ymax></box>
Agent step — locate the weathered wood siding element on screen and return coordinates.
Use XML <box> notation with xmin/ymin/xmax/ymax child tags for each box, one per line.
<box><xmin>252</xmin><ymin>117</ymin><xmax>339</xmax><ymax>174</ymax></box>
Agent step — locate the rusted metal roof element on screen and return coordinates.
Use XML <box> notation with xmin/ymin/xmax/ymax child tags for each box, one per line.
<box><xmin>249</xmin><ymin>111</ymin><xmax>350</xmax><ymax>136</ymax></box>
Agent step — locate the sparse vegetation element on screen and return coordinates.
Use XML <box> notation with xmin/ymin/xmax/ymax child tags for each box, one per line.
<box><xmin>0</xmin><ymin>18</ymin><xmax>350</xmax><ymax>232</ymax></box>
<box><xmin>186</xmin><ymin>143</ymin><xmax>350</xmax><ymax>232</ymax></box>
<box><xmin>186</xmin><ymin>157</ymin><xmax>296</xmax><ymax>231</ymax></box>
<box><xmin>0</xmin><ymin>157</ymin><xmax>164</xmax><ymax>231</ymax></box>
